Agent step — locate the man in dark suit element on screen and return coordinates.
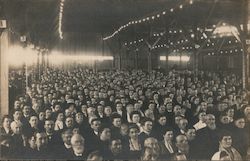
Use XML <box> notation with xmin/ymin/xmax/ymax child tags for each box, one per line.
<box><xmin>103</xmin><ymin>137</ymin><xmax>125</xmax><ymax>160</ymax></box>
<box><xmin>70</xmin><ymin>134</ymin><xmax>87</xmax><ymax>160</ymax></box>
<box><xmin>159</xmin><ymin>127</ymin><xmax>176</xmax><ymax>160</ymax></box>
<box><xmin>115</xmin><ymin>102</ymin><xmax>127</xmax><ymax>122</ymax></box>
<box><xmin>139</xmin><ymin>118</ymin><xmax>153</xmax><ymax>146</ymax></box>
<box><xmin>10</xmin><ymin>121</ymin><xmax>25</xmax><ymax>158</ymax></box>
<box><xmin>193</xmin><ymin>114</ymin><xmax>219</xmax><ymax>160</ymax></box>
<box><xmin>34</xmin><ymin>132</ymin><xmax>54</xmax><ymax>159</ymax></box>
<box><xmin>110</xmin><ymin>113</ymin><xmax>122</xmax><ymax>138</ymax></box>
<box><xmin>54</xmin><ymin>129</ymin><xmax>74</xmax><ymax>159</ymax></box>
<box><xmin>84</xmin><ymin>118</ymin><xmax>101</xmax><ymax>152</ymax></box>
<box><xmin>43</xmin><ymin>119</ymin><xmax>62</xmax><ymax>149</ymax></box>
<box><xmin>172</xmin><ymin>135</ymin><xmax>189</xmax><ymax>160</ymax></box>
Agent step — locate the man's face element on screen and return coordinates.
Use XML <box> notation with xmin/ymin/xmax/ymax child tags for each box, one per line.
<box><xmin>148</xmin><ymin>103</ymin><xmax>155</xmax><ymax>111</ymax></box>
<box><xmin>13</xmin><ymin>111</ymin><xmax>22</xmax><ymax>120</ymax></box>
<box><xmin>164</xmin><ymin>131</ymin><xmax>173</xmax><ymax>142</ymax></box>
<box><xmin>29</xmin><ymin>116</ymin><xmax>38</xmax><ymax>128</ymax></box>
<box><xmin>120</xmin><ymin>124</ymin><xmax>128</xmax><ymax>136</ymax></box>
<box><xmin>206</xmin><ymin>115</ymin><xmax>216</xmax><ymax>130</ymax></box>
<box><xmin>176</xmin><ymin>135</ymin><xmax>189</xmax><ymax>152</ymax></box>
<box><xmin>23</xmin><ymin>106</ymin><xmax>31</xmax><ymax>115</ymax></box>
<box><xmin>220</xmin><ymin>136</ymin><xmax>232</xmax><ymax>149</ymax></box>
<box><xmin>91</xmin><ymin>120</ymin><xmax>101</xmax><ymax>132</ymax></box>
<box><xmin>71</xmin><ymin>135</ymin><xmax>85</xmax><ymax>154</ymax></box>
<box><xmin>45</xmin><ymin>109</ymin><xmax>52</xmax><ymax>119</ymax></box>
<box><xmin>97</xmin><ymin>105</ymin><xmax>104</xmax><ymax>113</ymax></box>
<box><xmin>36</xmin><ymin>133</ymin><xmax>48</xmax><ymax>149</ymax></box>
<box><xmin>100</xmin><ymin>128</ymin><xmax>111</xmax><ymax>141</ymax></box>
<box><xmin>144</xmin><ymin>138</ymin><xmax>160</xmax><ymax>151</ymax></box>
<box><xmin>104</xmin><ymin>107</ymin><xmax>112</xmax><ymax>116</ymax></box>
<box><xmin>39</xmin><ymin>112</ymin><xmax>45</xmax><ymax>121</ymax></box>
<box><xmin>143</xmin><ymin>121</ymin><xmax>153</xmax><ymax>133</ymax></box>
<box><xmin>110</xmin><ymin>139</ymin><xmax>122</xmax><ymax>154</ymax></box>
<box><xmin>14</xmin><ymin>101</ymin><xmax>21</xmax><ymax>108</ymax></box>
<box><xmin>226</xmin><ymin>109</ymin><xmax>234</xmax><ymax>117</ymax></box>
<box><xmin>62</xmin><ymin>132</ymin><xmax>73</xmax><ymax>145</ymax></box>
<box><xmin>166</xmin><ymin>103</ymin><xmax>173</xmax><ymax>111</ymax></box>
<box><xmin>75</xmin><ymin>113</ymin><xmax>83</xmax><ymax>124</ymax></box>
<box><xmin>178</xmin><ymin>119</ymin><xmax>188</xmax><ymax>130</ymax></box>
<box><xmin>132</xmin><ymin>114</ymin><xmax>140</xmax><ymax>123</ymax></box>
<box><xmin>54</xmin><ymin>105</ymin><xmax>61</xmax><ymax>112</ymax></box>
<box><xmin>44</xmin><ymin>120</ymin><xmax>55</xmax><ymax>133</ymax></box>
<box><xmin>186</xmin><ymin>129</ymin><xmax>196</xmax><ymax>141</ymax></box>
<box><xmin>28</xmin><ymin>136</ymin><xmax>36</xmax><ymax>149</ymax></box>
<box><xmin>175</xmin><ymin>116</ymin><xmax>182</xmax><ymax>125</ymax></box>
<box><xmin>12</xmin><ymin>123</ymin><xmax>22</xmax><ymax>134</ymax></box>
<box><xmin>158</xmin><ymin>117</ymin><xmax>167</xmax><ymax>126</ymax></box>
<box><xmin>65</xmin><ymin>117</ymin><xmax>74</xmax><ymax>128</ymax></box>
<box><xmin>113</xmin><ymin>118</ymin><xmax>121</xmax><ymax>128</ymax></box>
<box><xmin>126</xmin><ymin>105</ymin><xmax>134</xmax><ymax>114</ymax></box>
<box><xmin>173</xmin><ymin>106</ymin><xmax>182</xmax><ymax>115</ymax></box>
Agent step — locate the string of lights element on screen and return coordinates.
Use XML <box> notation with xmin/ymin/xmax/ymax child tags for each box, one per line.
<box><xmin>207</xmin><ymin>48</ymin><xmax>243</xmax><ymax>56</ymax></box>
<box><xmin>124</xmin><ymin>39</ymin><xmax>144</xmax><ymax>46</ymax></box>
<box><xmin>59</xmin><ymin>0</ymin><xmax>65</xmax><ymax>39</ymax></box>
<box><xmin>103</xmin><ymin>0</ymin><xmax>194</xmax><ymax>40</ymax></box>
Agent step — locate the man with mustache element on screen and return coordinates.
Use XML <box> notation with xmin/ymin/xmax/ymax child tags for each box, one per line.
<box><xmin>193</xmin><ymin>114</ymin><xmax>219</xmax><ymax>160</ymax></box>
<box><xmin>70</xmin><ymin>134</ymin><xmax>87</xmax><ymax>160</ymax></box>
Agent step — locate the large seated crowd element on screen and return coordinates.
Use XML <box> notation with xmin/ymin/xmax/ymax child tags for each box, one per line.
<box><xmin>1</xmin><ymin>67</ymin><xmax>250</xmax><ymax>160</ymax></box>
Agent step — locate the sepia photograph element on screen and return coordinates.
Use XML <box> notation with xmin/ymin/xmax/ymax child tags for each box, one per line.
<box><xmin>0</xmin><ymin>0</ymin><xmax>250</xmax><ymax>160</ymax></box>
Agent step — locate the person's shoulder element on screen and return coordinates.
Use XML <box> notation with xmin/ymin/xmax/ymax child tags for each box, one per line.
<box><xmin>211</xmin><ymin>151</ymin><xmax>221</xmax><ymax>160</ymax></box>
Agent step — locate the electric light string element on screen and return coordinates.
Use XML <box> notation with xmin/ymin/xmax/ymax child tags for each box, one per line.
<box><xmin>59</xmin><ymin>0</ymin><xmax>65</xmax><ymax>39</ymax></box>
<box><xmin>103</xmin><ymin>0</ymin><xmax>195</xmax><ymax>40</ymax></box>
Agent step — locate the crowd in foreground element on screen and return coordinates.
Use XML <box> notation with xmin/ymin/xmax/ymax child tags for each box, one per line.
<box><xmin>1</xmin><ymin>67</ymin><xmax>250</xmax><ymax>160</ymax></box>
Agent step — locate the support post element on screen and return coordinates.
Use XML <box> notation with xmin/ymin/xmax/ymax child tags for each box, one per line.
<box><xmin>135</xmin><ymin>49</ymin><xmax>138</xmax><ymax>70</ymax></box>
<box><xmin>148</xmin><ymin>49</ymin><xmax>152</xmax><ymax>73</ymax></box>
<box><xmin>0</xmin><ymin>30</ymin><xmax>9</xmax><ymax>116</ymax></box>
<box><xmin>243</xmin><ymin>0</ymin><xmax>250</xmax><ymax>89</ymax></box>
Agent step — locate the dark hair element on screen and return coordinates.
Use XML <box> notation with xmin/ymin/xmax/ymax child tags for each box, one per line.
<box><xmin>61</xmin><ymin>129</ymin><xmax>73</xmax><ymax>136</ymax></box>
<box><xmin>111</xmin><ymin>113</ymin><xmax>122</xmax><ymax>122</ymax></box>
<box><xmin>90</xmin><ymin>118</ymin><xmax>101</xmax><ymax>124</ymax></box>
<box><xmin>128</xmin><ymin>123</ymin><xmax>140</xmax><ymax>132</ymax></box>
<box><xmin>157</xmin><ymin>114</ymin><xmax>166</xmax><ymax>120</ymax></box>
<box><xmin>141</xmin><ymin>117</ymin><xmax>153</xmax><ymax>126</ymax></box>
<box><xmin>1</xmin><ymin>115</ymin><xmax>12</xmax><ymax>124</ymax></box>
<box><xmin>130</xmin><ymin>111</ymin><xmax>141</xmax><ymax>120</ymax></box>
<box><xmin>163</xmin><ymin>127</ymin><xmax>174</xmax><ymax>134</ymax></box>
<box><xmin>29</xmin><ymin>114</ymin><xmax>39</xmax><ymax>120</ymax></box>
<box><xmin>115</xmin><ymin>101</ymin><xmax>122</xmax><ymax>106</ymax></box>
<box><xmin>98</xmin><ymin>125</ymin><xmax>110</xmax><ymax>135</ymax></box>
<box><xmin>218</xmin><ymin>130</ymin><xmax>232</xmax><ymax>142</ymax></box>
